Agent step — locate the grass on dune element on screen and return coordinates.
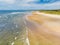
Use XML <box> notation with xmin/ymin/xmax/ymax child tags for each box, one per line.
<box><xmin>40</xmin><ymin>10</ymin><xmax>60</xmax><ymax>15</ymax></box>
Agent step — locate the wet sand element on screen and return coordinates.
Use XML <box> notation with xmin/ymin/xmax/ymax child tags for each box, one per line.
<box><xmin>25</xmin><ymin>11</ymin><xmax>60</xmax><ymax>45</ymax></box>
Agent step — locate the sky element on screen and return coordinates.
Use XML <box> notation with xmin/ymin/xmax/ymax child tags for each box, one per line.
<box><xmin>0</xmin><ymin>0</ymin><xmax>60</xmax><ymax>10</ymax></box>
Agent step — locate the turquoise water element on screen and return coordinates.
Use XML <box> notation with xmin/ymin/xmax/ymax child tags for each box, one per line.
<box><xmin>0</xmin><ymin>10</ymin><xmax>32</xmax><ymax>45</ymax></box>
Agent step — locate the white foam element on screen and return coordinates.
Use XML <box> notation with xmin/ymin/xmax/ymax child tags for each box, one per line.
<box><xmin>11</xmin><ymin>42</ymin><xmax>14</xmax><ymax>45</ymax></box>
<box><xmin>26</xmin><ymin>38</ymin><xmax>30</xmax><ymax>45</ymax></box>
<box><xmin>16</xmin><ymin>32</ymin><xmax>19</xmax><ymax>33</ymax></box>
<box><xmin>15</xmin><ymin>37</ymin><xmax>17</xmax><ymax>40</ymax></box>
<box><xmin>11</xmin><ymin>12</ymin><xmax>20</xmax><ymax>14</ymax></box>
<box><xmin>0</xmin><ymin>16</ymin><xmax>1</xmax><ymax>18</ymax></box>
<box><xmin>25</xmin><ymin>27</ymin><xmax>30</xmax><ymax>45</ymax></box>
<box><xmin>15</xmin><ymin>25</ymin><xmax>18</xmax><ymax>28</ymax></box>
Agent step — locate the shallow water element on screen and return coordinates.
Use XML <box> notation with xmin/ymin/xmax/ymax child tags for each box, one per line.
<box><xmin>0</xmin><ymin>11</ymin><xmax>32</xmax><ymax>45</ymax></box>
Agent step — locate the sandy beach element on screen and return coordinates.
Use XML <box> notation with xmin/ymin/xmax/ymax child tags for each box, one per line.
<box><xmin>24</xmin><ymin>11</ymin><xmax>60</xmax><ymax>45</ymax></box>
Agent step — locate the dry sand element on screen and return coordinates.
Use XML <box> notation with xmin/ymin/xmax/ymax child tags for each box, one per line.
<box><xmin>25</xmin><ymin>11</ymin><xmax>60</xmax><ymax>45</ymax></box>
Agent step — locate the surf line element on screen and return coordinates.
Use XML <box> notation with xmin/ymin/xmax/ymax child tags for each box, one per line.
<box><xmin>26</xmin><ymin>26</ymin><xmax>30</xmax><ymax>45</ymax></box>
<box><xmin>23</xmin><ymin>16</ymin><xmax>30</xmax><ymax>45</ymax></box>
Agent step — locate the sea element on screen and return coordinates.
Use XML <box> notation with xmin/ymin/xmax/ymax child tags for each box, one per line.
<box><xmin>0</xmin><ymin>10</ymin><xmax>32</xmax><ymax>45</ymax></box>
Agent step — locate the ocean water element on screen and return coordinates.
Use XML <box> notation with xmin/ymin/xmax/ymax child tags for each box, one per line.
<box><xmin>0</xmin><ymin>10</ymin><xmax>32</xmax><ymax>45</ymax></box>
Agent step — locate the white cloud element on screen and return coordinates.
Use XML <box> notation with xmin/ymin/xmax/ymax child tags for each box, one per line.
<box><xmin>18</xmin><ymin>0</ymin><xmax>36</xmax><ymax>5</ymax></box>
<box><xmin>0</xmin><ymin>0</ymin><xmax>15</xmax><ymax>4</ymax></box>
<box><xmin>25</xmin><ymin>1</ymin><xmax>60</xmax><ymax>10</ymax></box>
<box><xmin>0</xmin><ymin>0</ymin><xmax>60</xmax><ymax>10</ymax></box>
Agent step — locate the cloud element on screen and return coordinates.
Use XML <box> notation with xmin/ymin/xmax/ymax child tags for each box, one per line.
<box><xmin>0</xmin><ymin>0</ymin><xmax>15</xmax><ymax>4</ymax></box>
<box><xmin>18</xmin><ymin>0</ymin><xmax>34</xmax><ymax>6</ymax></box>
<box><xmin>0</xmin><ymin>0</ymin><xmax>60</xmax><ymax>10</ymax></box>
<box><xmin>22</xmin><ymin>0</ymin><xmax>60</xmax><ymax>10</ymax></box>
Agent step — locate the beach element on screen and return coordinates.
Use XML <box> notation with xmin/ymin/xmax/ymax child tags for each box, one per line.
<box><xmin>24</xmin><ymin>11</ymin><xmax>60</xmax><ymax>45</ymax></box>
